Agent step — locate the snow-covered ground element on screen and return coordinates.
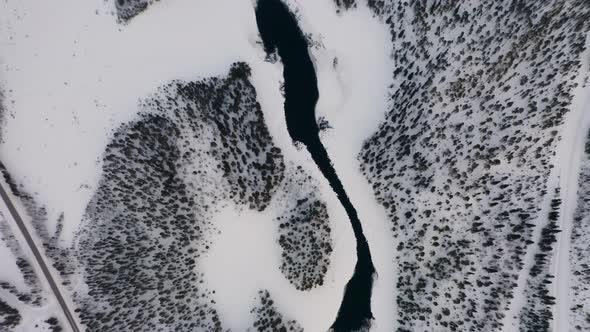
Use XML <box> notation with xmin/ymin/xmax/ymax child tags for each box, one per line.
<box><xmin>553</xmin><ymin>34</ymin><xmax>590</xmax><ymax>332</ymax></box>
<box><xmin>0</xmin><ymin>0</ymin><xmax>387</xmax><ymax>330</ymax></box>
<box><xmin>346</xmin><ymin>0</ymin><xmax>590</xmax><ymax>331</ymax></box>
<box><xmin>1</xmin><ymin>0</ymin><xmax>590</xmax><ymax>331</ymax></box>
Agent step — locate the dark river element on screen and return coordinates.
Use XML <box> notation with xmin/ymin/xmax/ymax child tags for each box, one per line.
<box><xmin>255</xmin><ymin>0</ymin><xmax>376</xmax><ymax>330</ymax></box>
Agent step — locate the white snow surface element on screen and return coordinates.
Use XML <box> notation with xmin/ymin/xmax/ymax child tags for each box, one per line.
<box><xmin>1</xmin><ymin>0</ymin><xmax>590</xmax><ymax>331</ymax></box>
<box><xmin>0</xmin><ymin>0</ymin><xmax>392</xmax><ymax>331</ymax></box>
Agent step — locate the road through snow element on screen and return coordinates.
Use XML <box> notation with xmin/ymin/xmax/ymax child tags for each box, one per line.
<box><xmin>553</xmin><ymin>34</ymin><xmax>590</xmax><ymax>332</ymax></box>
<box><xmin>0</xmin><ymin>181</ymin><xmax>80</xmax><ymax>332</ymax></box>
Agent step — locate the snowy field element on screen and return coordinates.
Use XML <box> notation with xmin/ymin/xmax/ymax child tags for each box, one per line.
<box><xmin>1</xmin><ymin>0</ymin><xmax>590</xmax><ymax>331</ymax></box>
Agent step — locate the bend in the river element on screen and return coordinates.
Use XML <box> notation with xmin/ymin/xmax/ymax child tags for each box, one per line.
<box><xmin>255</xmin><ymin>0</ymin><xmax>376</xmax><ymax>330</ymax></box>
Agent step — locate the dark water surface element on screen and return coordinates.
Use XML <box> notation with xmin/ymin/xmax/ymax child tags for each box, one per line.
<box><xmin>255</xmin><ymin>0</ymin><xmax>376</xmax><ymax>330</ymax></box>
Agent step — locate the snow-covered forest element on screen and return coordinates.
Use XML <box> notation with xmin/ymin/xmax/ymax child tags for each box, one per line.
<box><xmin>1</xmin><ymin>0</ymin><xmax>589</xmax><ymax>331</ymax></box>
